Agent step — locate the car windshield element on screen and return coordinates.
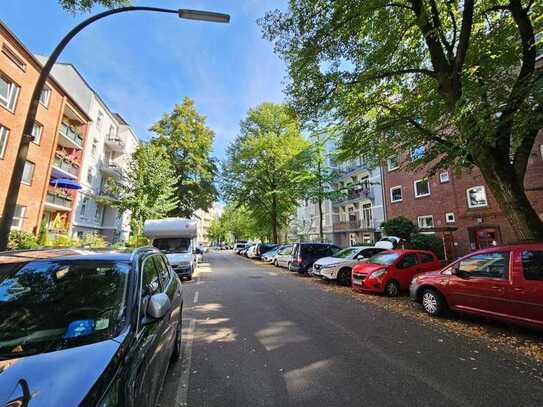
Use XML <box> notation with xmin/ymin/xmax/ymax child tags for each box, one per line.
<box><xmin>153</xmin><ymin>238</ymin><xmax>191</xmax><ymax>254</ymax></box>
<box><xmin>333</xmin><ymin>248</ymin><xmax>359</xmax><ymax>259</ymax></box>
<box><xmin>0</xmin><ymin>260</ymin><xmax>129</xmax><ymax>358</ymax></box>
<box><xmin>368</xmin><ymin>252</ymin><xmax>401</xmax><ymax>265</ymax></box>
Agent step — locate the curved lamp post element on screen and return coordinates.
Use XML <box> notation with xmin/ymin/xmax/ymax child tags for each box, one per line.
<box><xmin>0</xmin><ymin>7</ymin><xmax>230</xmax><ymax>250</ymax></box>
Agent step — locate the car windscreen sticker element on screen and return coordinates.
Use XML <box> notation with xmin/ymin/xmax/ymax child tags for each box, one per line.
<box><xmin>95</xmin><ymin>318</ymin><xmax>109</xmax><ymax>330</ymax></box>
<box><xmin>63</xmin><ymin>319</ymin><xmax>95</xmax><ymax>338</ymax></box>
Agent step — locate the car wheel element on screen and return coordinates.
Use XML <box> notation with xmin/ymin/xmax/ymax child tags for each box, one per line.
<box><xmin>186</xmin><ymin>275</ymin><xmax>193</xmax><ymax>281</ymax></box>
<box><xmin>171</xmin><ymin>306</ymin><xmax>183</xmax><ymax>362</ymax></box>
<box><xmin>421</xmin><ymin>288</ymin><xmax>447</xmax><ymax>316</ymax></box>
<box><xmin>337</xmin><ymin>268</ymin><xmax>352</xmax><ymax>286</ymax></box>
<box><xmin>287</xmin><ymin>262</ymin><xmax>292</xmax><ymax>271</ymax></box>
<box><xmin>273</xmin><ymin>259</ymin><xmax>278</xmax><ymax>267</ymax></box>
<box><xmin>384</xmin><ymin>280</ymin><xmax>400</xmax><ymax>297</ymax></box>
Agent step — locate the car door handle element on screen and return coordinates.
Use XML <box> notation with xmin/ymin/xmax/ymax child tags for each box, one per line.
<box><xmin>491</xmin><ymin>286</ymin><xmax>504</xmax><ymax>290</ymax></box>
<box><xmin>513</xmin><ymin>287</ymin><xmax>525</xmax><ymax>292</ymax></box>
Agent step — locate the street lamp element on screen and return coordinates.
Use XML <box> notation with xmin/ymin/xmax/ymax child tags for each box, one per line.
<box><xmin>0</xmin><ymin>6</ymin><xmax>230</xmax><ymax>251</ymax></box>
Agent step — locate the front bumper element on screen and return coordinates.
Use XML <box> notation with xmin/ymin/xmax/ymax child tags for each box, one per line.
<box><xmin>409</xmin><ymin>281</ymin><xmax>420</xmax><ymax>301</ymax></box>
<box><xmin>351</xmin><ymin>274</ymin><xmax>383</xmax><ymax>293</ymax></box>
<box><xmin>171</xmin><ymin>264</ymin><xmax>193</xmax><ymax>277</ymax></box>
<box><xmin>319</xmin><ymin>267</ymin><xmax>338</xmax><ymax>280</ymax></box>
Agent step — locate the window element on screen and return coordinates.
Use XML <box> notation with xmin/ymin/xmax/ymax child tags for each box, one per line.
<box><xmin>398</xmin><ymin>253</ymin><xmax>418</xmax><ymax>269</ymax></box>
<box><xmin>445</xmin><ymin>212</ymin><xmax>455</xmax><ymax>223</ymax></box>
<box><xmin>439</xmin><ymin>171</ymin><xmax>449</xmax><ymax>183</ymax></box>
<box><xmin>21</xmin><ymin>161</ymin><xmax>35</xmax><ymax>185</ymax></box>
<box><xmin>153</xmin><ymin>255</ymin><xmax>172</xmax><ymax>288</ymax></box>
<box><xmin>94</xmin><ymin>204</ymin><xmax>104</xmax><ymax>223</ymax></box>
<box><xmin>0</xmin><ymin>73</ymin><xmax>20</xmax><ymax>112</ymax></box>
<box><xmin>91</xmin><ymin>138</ymin><xmax>98</xmax><ymax>156</ymax></box>
<box><xmin>457</xmin><ymin>252</ymin><xmax>508</xmax><ymax>279</ymax></box>
<box><xmin>108</xmin><ymin>125</ymin><xmax>116</xmax><ymax>139</ymax></box>
<box><xmin>39</xmin><ymin>85</ymin><xmax>51</xmax><ymax>108</ymax></box>
<box><xmin>0</xmin><ymin>125</ymin><xmax>9</xmax><ymax>159</ymax></box>
<box><xmin>387</xmin><ymin>156</ymin><xmax>399</xmax><ymax>171</ymax></box>
<box><xmin>31</xmin><ymin>121</ymin><xmax>43</xmax><ymax>145</ymax></box>
<box><xmin>390</xmin><ymin>186</ymin><xmax>402</xmax><ymax>203</ymax></box>
<box><xmin>87</xmin><ymin>168</ymin><xmax>93</xmax><ymax>184</ymax></box>
<box><xmin>414</xmin><ymin>179</ymin><xmax>430</xmax><ymax>198</ymax></box>
<box><xmin>2</xmin><ymin>44</ymin><xmax>26</xmax><ymax>71</ymax></box>
<box><xmin>467</xmin><ymin>186</ymin><xmax>488</xmax><ymax>208</ymax></box>
<box><xmin>410</xmin><ymin>145</ymin><xmax>426</xmax><ymax>161</ymax></box>
<box><xmin>96</xmin><ymin>111</ymin><xmax>104</xmax><ymax>130</ymax></box>
<box><xmin>417</xmin><ymin>215</ymin><xmax>434</xmax><ymax>229</ymax></box>
<box><xmin>11</xmin><ymin>205</ymin><xmax>26</xmax><ymax>230</ymax></box>
<box><xmin>420</xmin><ymin>253</ymin><xmax>435</xmax><ymax>264</ymax></box>
<box><xmin>80</xmin><ymin>196</ymin><xmax>88</xmax><ymax>217</ymax></box>
<box><xmin>522</xmin><ymin>251</ymin><xmax>543</xmax><ymax>281</ymax></box>
<box><xmin>141</xmin><ymin>257</ymin><xmax>161</xmax><ymax>302</ymax></box>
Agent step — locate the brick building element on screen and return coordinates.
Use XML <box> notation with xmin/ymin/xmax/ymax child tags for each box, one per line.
<box><xmin>0</xmin><ymin>20</ymin><xmax>90</xmax><ymax>236</ymax></box>
<box><xmin>382</xmin><ymin>134</ymin><xmax>543</xmax><ymax>260</ymax></box>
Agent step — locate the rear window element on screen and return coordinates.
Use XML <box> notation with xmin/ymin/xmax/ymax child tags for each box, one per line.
<box><xmin>302</xmin><ymin>245</ymin><xmax>329</xmax><ymax>256</ymax></box>
<box><xmin>420</xmin><ymin>253</ymin><xmax>435</xmax><ymax>263</ymax></box>
<box><xmin>521</xmin><ymin>250</ymin><xmax>543</xmax><ymax>281</ymax></box>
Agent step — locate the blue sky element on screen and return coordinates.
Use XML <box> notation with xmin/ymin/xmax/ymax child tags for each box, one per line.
<box><xmin>0</xmin><ymin>0</ymin><xmax>287</xmax><ymax>159</ymax></box>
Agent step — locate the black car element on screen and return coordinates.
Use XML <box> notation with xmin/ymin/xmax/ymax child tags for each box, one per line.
<box><xmin>254</xmin><ymin>243</ymin><xmax>278</xmax><ymax>259</ymax></box>
<box><xmin>289</xmin><ymin>243</ymin><xmax>341</xmax><ymax>274</ymax></box>
<box><xmin>0</xmin><ymin>247</ymin><xmax>183</xmax><ymax>407</ymax></box>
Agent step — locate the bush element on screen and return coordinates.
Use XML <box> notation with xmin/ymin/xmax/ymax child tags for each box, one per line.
<box><xmin>8</xmin><ymin>230</ymin><xmax>39</xmax><ymax>250</ymax></box>
<box><xmin>409</xmin><ymin>233</ymin><xmax>445</xmax><ymax>260</ymax></box>
<box><xmin>37</xmin><ymin>220</ymin><xmax>49</xmax><ymax>246</ymax></box>
<box><xmin>51</xmin><ymin>234</ymin><xmax>80</xmax><ymax>247</ymax></box>
<box><xmin>80</xmin><ymin>233</ymin><xmax>108</xmax><ymax>248</ymax></box>
<box><xmin>126</xmin><ymin>235</ymin><xmax>149</xmax><ymax>248</ymax></box>
<box><xmin>381</xmin><ymin>216</ymin><xmax>418</xmax><ymax>240</ymax></box>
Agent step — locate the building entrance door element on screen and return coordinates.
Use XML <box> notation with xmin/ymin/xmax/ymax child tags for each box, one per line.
<box><xmin>475</xmin><ymin>227</ymin><xmax>499</xmax><ymax>249</ymax></box>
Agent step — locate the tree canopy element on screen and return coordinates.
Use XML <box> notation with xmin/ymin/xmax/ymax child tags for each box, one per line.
<box><xmin>221</xmin><ymin>103</ymin><xmax>310</xmax><ymax>242</ymax></box>
<box><xmin>260</xmin><ymin>0</ymin><xmax>543</xmax><ymax>240</ymax></box>
<box><xmin>58</xmin><ymin>0</ymin><xmax>129</xmax><ymax>12</ymax></box>
<box><xmin>151</xmin><ymin>97</ymin><xmax>217</xmax><ymax>218</ymax></box>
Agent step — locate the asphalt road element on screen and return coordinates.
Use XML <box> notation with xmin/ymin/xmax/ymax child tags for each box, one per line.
<box><xmin>159</xmin><ymin>251</ymin><xmax>543</xmax><ymax>407</ymax></box>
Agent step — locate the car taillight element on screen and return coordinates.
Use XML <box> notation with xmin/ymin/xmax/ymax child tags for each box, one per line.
<box><xmin>297</xmin><ymin>256</ymin><xmax>303</xmax><ymax>264</ymax></box>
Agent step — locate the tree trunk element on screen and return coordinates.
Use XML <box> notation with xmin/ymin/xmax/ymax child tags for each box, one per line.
<box><xmin>271</xmin><ymin>193</ymin><xmax>278</xmax><ymax>243</ymax></box>
<box><xmin>318</xmin><ymin>197</ymin><xmax>324</xmax><ymax>242</ymax></box>
<box><xmin>479</xmin><ymin>160</ymin><xmax>543</xmax><ymax>241</ymax></box>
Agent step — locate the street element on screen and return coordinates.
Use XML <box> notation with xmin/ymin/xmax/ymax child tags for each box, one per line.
<box><xmin>159</xmin><ymin>251</ymin><xmax>543</xmax><ymax>407</ymax></box>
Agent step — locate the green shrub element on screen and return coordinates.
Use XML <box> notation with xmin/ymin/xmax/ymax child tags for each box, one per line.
<box><xmin>51</xmin><ymin>234</ymin><xmax>80</xmax><ymax>247</ymax></box>
<box><xmin>126</xmin><ymin>235</ymin><xmax>149</xmax><ymax>248</ymax></box>
<box><xmin>37</xmin><ymin>220</ymin><xmax>49</xmax><ymax>246</ymax></box>
<box><xmin>409</xmin><ymin>233</ymin><xmax>445</xmax><ymax>260</ymax></box>
<box><xmin>80</xmin><ymin>233</ymin><xmax>108</xmax><ymax>248</ymax></box>
<box><xmin>381</xmin><ymin>216</ymin><xmax>418</xmax><ymax>240</ymax></box>
<box><xmin>8</xmin><ymin>230</ymin><xmax>39</xmax><ymax>250</ymax></box>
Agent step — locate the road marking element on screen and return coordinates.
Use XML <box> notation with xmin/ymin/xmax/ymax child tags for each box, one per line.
<box><xmin>176</xmin><ymin>318</ymin><xmax>196</xmax><ymax>407</ymax></box>
<box><xmin>193</xmin><ymin>290</ymin><xmax>199</xmax><ymax>304</ymax></box>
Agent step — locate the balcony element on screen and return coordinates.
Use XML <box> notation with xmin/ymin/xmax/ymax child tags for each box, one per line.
<box><xmin>333</xmin><ymin>217</ymin><xmax>376</xmax><ymax>232</ymax></box>
<box><xmin>100</xmin><ymin>161</ymin><xmax>122</xmax><ymax>177</ymax></box>
<box><xmin>333</xmin><ymin>188</ymin><xmax>374</xmax><ymax>205</ymax></box>
<box><xmin>51</xmin><ymin>153</ymin><xmax>79</xmax><ymax>179</ymax></box>
<box><xmin>104</xmin><ymin>135</ymin><xmax>126</xmax><ymax>152</ymax></box>
<box><xmin>58</xmin><ymin>122</ymin><xmax>84</xmax><ymax>149</ymax></box>
<box><xmin>45</xmin><ymin>191</ymin><xmax>73</xmax><ymax>211</ymax></box>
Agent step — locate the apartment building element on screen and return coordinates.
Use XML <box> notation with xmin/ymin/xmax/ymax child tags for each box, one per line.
<box><xmin>193</xmin><ymin>203</ymin><xmax>223</xmax><ymax>247</ymax></box>
<box><xmin>0</xmin><ymin>21</ymin><xmax>90</xmax><ymax>236</ymax></box>
<box><xmin>383</xmin><ymin>140</ymin><xmax>543</xmax><ymax>259</ymax></box>
<box><xmin>38</xmin><ymin>60</ymin><xmax>139</xmax><ymax>243</ymax></box>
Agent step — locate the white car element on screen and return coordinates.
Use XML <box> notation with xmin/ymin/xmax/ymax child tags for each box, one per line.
<box><xmin>273</xmin><ymin>244</ymin><xmax>293</xmax><ymax>268</ymax></box>
<box><xmin>312</xmin><ymin>246</ymin><xmax>386</xmax><ymax>285</ymax></box>
<box><xmin>246</xmin><ymin>244</ymin><xmax>259</xmax><ymax>259</ymax></box>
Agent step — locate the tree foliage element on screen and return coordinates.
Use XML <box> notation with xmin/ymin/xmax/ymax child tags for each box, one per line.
<box><xmin>260</xmin><ymin>0</ymin><xmax>543</xmax><ymax>240</ymax></box>
<box><xmin>381</xmin><ymin>216</ymin><xmax>419</xmax><ymax>240</ymax></box>
<box><xmin>221</xmin><ymin>103</ymin><xmax>310</xmax><ymax>242</ymax></box>
<box><xmin>58</xmin><ymin>0</ymin><xmax>129</xmax><ymax>12</ymax></box>
<box><xmin>151</xmin><ymin>97</ymin><xmax>217</xmax><ymax>218</ymax></box>
<box><xmin>107</xmin><ymin>143</ymin><xmax>179</xmax><ymax>237</ymax></box>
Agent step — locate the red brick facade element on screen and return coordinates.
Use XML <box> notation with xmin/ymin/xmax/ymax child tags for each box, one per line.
<box><xmin>383</xmin><ymin>133</ymin><xmax>543</xmax><ymax>260</ymax></box>
<box><xmin>0</xmin><ymin>21</ymin><xmax>89</xmax><ymax>235</ymax></box>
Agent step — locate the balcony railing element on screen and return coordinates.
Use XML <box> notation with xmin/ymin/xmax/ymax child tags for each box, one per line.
<box><xmin>334</xmin><ymin>188</ymin><xmax>374</xmax><ymax>204</ymax></box>
<box><xmin>46</xmin><ymin>191</ymin><xmax>73</xmax><ymax>209</ymax></box>
<box><xmin>59</xmin><ymin>122</ymin><xmax>84</xmax><ymax>148</ymax></box>
<box><xmin>53</xmin><ymin>154</ymin><xmax>79</xmax><ymax>176</ymax></box>
<box><xmin>333</xmin><ymin>217</ymin><xmax>375</xmax><ymax>232</ymax></box>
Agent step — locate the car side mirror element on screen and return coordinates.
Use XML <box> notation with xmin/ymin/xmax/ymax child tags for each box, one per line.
<box><xmin>146</xmin><ymin>293</ymin><xmax>171</xmax><ymax>320</ymax></box>
<box><xmin>356</xmin><ymin>255</ymin><xmax>364</xmax><ymax>261</ymax></box>
<box><xmin>452</xmin><ymin>267</ymin><xmax>467</xmax><ymax>278</ymax></box>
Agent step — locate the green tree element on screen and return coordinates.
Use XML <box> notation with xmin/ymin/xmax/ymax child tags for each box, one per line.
<box><xmin>58</xmin><ymin>0</ymin><xmax>129</xmax><ymax>12</ymax></box>
<box><xmin>221</xmin><ymin>103</ymin><xmax>310</xmax><ymax>242</ymax></box>
<box><xmin>260</xmin><ymin>0</ymin><xmax>543</xmax><ymax>241</ymax></box>
<box><xmin>381</xmin><ymin>216</ymin><xmax>419</xmax><ymax>240</ymax></box>
<box><xmin>220</xmin><ymin>205</ymin><xmax>261</xmax><ymax>241</ymax></box>
<box><xmin>107</xmin><ymin>143</ymin><xmax>179</xmax><ymax>237</ymax></box>
<box><xmin>206</xmin><ymin>218</ymin><xmax>227</xmax><ymax>244</ymax></box>
<box><xmin>151</xmin><ymin>97</ymin><xmax>217</xmax><ymax>218</ymax></box>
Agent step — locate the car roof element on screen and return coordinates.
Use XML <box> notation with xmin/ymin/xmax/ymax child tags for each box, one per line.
<box><xmin>384</xmin><ymin>249</ymin><xmax>435</xmax><ymax>255</ymax></box>
<box><xmin>470</xmin><ymin>242</ymin><xmax>543</xmax><ymax>253</ymax></box>
<box><xmin>0</xmin><ymin>247</ymin><xmax>159</xmax><ymax>265</ymax></box>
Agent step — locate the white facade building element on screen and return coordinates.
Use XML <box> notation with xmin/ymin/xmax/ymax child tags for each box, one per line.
<box><xmin>193</xmin><ymin>203</ymin><xmax>223</xmax><ymax>246</ymax></box>
<box><xmin>37</xmin><ymin>58</ymin><xmax>139</xmax><ymax>243</ymax></box>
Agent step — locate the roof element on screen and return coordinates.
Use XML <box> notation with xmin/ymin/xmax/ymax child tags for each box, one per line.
<box><xmin>0</xmin><ymin>247</ymin><xmax>159</xmax><ymax>264</ymax></box>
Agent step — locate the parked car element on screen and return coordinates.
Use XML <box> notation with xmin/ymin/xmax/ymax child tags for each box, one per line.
<box><xmin>262</xmin><ymin>245</ymin><xmax>288</xmax><ymax>263</ymax></box>
<box><xmin>273</xmin><ymin>244</ymin><xmax>294</xmax><ymax>268</ymax></box>
<box><xmin>0</xmin><ymin>247</ymin><xmax>183</xmax><ymax>407</ymax></box>
<box><xmin>352</xmin><ymin>249</ymin><xmax>441</xmax><ymax>296</ymax></box>
<box><xmin>254</xmin><ymin>243</ymin><xmax>278</xmax><ymax>260</ymax></box>
<box><xmin>313</xmin><ymin>246</ymin><xmax>387</xmax><ymax>285</ymax></box>
<box><xmin>410</xmin><ymin>244</ymin><xmax>543</xmax><ymax>329</ymax></box>
<box><xmin>246</xmin><ymin>244</ymin><xmax>259</xmax><ymax>258</ymax></box>
<box><xmin>234</xmin><ymin>241</ymin><xmax>248</xmax><ymax>254</ymax></box>
<box><xmin>289</xmin><ymin>243</ymin><xmax>341</xmax><ymax>274</ymax></box>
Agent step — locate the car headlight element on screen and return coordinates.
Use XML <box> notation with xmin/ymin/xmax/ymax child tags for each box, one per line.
<box><xmin>369</xmin><ymin>268</ymin><xmax>386</xmax><ymax>279</ymax></box>
<box><xmin>321</xmin><ymin>264</ymin><xmax>336</xmax><ymax>269</ymax></box>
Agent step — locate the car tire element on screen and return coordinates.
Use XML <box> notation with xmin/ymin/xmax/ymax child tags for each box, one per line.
<box><xmin>273</xmin><ymin>259</ymin><xmax>278</xmax><ymax>267</ymax></box>
<box><xmin>384</xmin><ymin>280</ymin><xmax>400</xmax><ymax>297</ymax></box>
<box><xmin>421</xmin><ymin>288</ymin><xmax>447</xmax><ymax>316</ymax></box>
<box><xmin>186</xmin><ymin>275</ymin><xmax>193</xmax><ymax>281</ymax></box>
<box><xmin>171</xmin><ymin>306</ymin><xmax>183</xmax><ymax>362</ymax></box>
<box><xmin>337</xmin><ymin>268</ymin><xmax>352</xmax><ymax>286</ymax></box>
<box><xmin>287</xmin><ymin>262</ymin><xmax>292</xmax><ymax>271</ymax></box>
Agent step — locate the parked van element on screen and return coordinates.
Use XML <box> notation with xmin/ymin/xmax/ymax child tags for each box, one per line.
<box><xmin>144</xmin><ymin>218</ymin><xmax>198</xmax><ymax>280</ymax></box>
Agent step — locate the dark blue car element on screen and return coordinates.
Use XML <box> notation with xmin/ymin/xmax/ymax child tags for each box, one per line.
<box><xmin>0</xmin><ymin>247</ymin><xmax>183</xmax><ymax>407</ymax></box>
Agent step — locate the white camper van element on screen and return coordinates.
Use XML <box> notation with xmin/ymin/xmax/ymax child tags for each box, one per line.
<box><xmin>144</xmin><ymin>218</ymin><xmax>198</xmax><ymax>280</ymax></box>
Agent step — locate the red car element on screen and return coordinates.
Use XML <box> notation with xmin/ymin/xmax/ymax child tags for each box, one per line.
<box><xmin>410</xmin><ymin>244</ymin><xmax>543</xmax><ymax>329</ymax></box>
<box><xmin>352</xmin><ymin>250</ymin><xmax>441</xmax><ymax>296</ymax></box>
